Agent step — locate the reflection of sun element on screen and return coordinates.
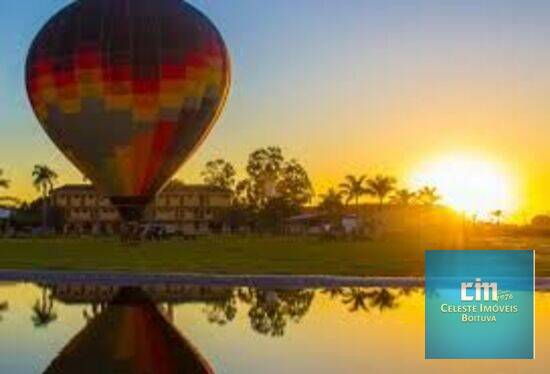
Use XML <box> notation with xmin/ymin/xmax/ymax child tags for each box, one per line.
<box><xmin>410</xmin><ymin>154</ymin><xmax>516</xmax><ymax>218</ymax></box>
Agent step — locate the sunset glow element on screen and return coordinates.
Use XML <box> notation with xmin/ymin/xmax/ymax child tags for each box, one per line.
<box><xmin>410</xmin><ymin>155</ymin><xmax>516</xmax><ymax>218</ymax></box>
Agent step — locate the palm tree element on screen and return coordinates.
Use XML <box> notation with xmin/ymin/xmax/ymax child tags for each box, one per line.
<box><xmin>0</xmin><ymin>196</ymin><xmax>20</xmax><ymax>206</ymax></box>
<box><xmin>0</xmin><ymin>169</ymin><xmax>10</xmax><ymax>190</ymax></box>
<box><xmin>32</xmin><ymin>164</ymin><xmax>58</xmax><ymax>231</ymax></box>
<box><xmin>417</xmin><ymin>186</ymin><xmax>440</xmax><ymax>206</ymax></box>
<box><xmin>339</xmin><ymin>175</ymin><xmax>367</xmax><ymax>215</ymax></box>
<box><xmin>31</xmin><ymin>287</ymin><xmax>57</xmax><ymax>328</ymax></box>
<box><xmin>390</xmin><ymin>189</ymin><xmax>416</xmax><ymax>205</ymax></box>
<box><xmin>491</xmin><ymin>210</ymin><xmax>503</xmax><ymax>226</ymax></box>
<box><xmin>366</xmin><ymin>174</ymin><xmax>397</xmax><ymax>207</ymax></box>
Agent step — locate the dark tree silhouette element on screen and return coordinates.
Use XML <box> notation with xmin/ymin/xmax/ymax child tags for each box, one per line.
<box><xmin>319</xmin><ymin>188</ymin><xmax>345</xmax><ymax>227</ymax></box>
<box><xmin>417</xmin><ymin>186</ymin><xmax>440</xmax><ymax>206</ymax></box>
<box><xmin>366</xmin><ymin>174</ymin><xmax>397</xmax><ymax>206</ymax></box>
<box><xmin>201</xmin><ymin>159</ymin><xmax>236</xmax><ymax>191</ymax></box>
<box><xmin>339</xmin><ymin>174</ymin><xmax>367</xmax><ymax>215</ymax></box>
<box><xmin>0</xmin><ymin>169</ymin><xmax>10</xmax><ymax>190</ymax></box>
<box><xmin>390</xmin><ymin>189</ymin><xmax>416</xmax><ymax>206</ymax></box>
<box><xmin>32</xmin><ymin>164</ymin><xmax>58</xmax><ymax>231</ymax></box>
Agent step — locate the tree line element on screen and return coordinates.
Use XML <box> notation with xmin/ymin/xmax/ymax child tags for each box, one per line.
<box><xmin>0</xmin><ymin>147</ymin><xmax>442</xmax><ymax>232</ymax></box>
<box><xmin>198</xmin><ymin>146</ymin><xmax>442</xmax><ymax>232</ymax></box>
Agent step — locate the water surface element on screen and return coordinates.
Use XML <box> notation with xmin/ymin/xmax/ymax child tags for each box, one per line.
<box><xmin>0</xmin><ymin>281</ymin><xmax>548</xmax><ymax>373</ymax></box>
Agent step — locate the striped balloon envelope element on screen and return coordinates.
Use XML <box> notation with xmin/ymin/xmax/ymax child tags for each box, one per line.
<box><xmin>26</xmin><ymin>0</ymin><xmax>231</xmax><ymax>220</ymax></box>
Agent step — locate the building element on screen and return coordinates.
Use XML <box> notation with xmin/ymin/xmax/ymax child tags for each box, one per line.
<box><xmin>52</xmin><ymin>184</ymin><xmax>232</xmax><ymax>235</ymax></box>
<box><xmin>284</xmin><ymin>203</ymin><xmax>462</xmax><ymax>237</ymax></box>
<box><xmin>0</xmin><ymin>207</ymin><xmax>14</xmax><ymax>233</ymax></box>
<box><xmin>0</xmin><ymin>207</ymin><xmax>12</xmax><ymax>221</ymax></box>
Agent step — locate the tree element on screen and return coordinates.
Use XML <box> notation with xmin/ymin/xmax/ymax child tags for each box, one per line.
<box><xmin>390</xmin><ymin>189</ymin><xmax>416</xmax><ymax>205</ymax></box>
<box><xmin>201</xmin><ymin>159</ymin><xmax>236</xmax><ymax>191</ymax></box>
<box><xmin>0</xmin><ymin>169</ymin><xmax>9</xmax><ymax>190</ymax></box>
<box><xmin>319</xmin><ymin>188</ymin><xmax>344</xmax><ymax>226</ymax></box>
<box><xmin>491</xmin><ymin>210</ymin><xmax>503</xmax><ymax>226</ymax></box>
<box><xmin>276</xmin><ymin>159</ymin><xmax>313</xmax><ymax>207</ymax></box>
<box><xmin>417</xmin><ymin>186</ymin><xmax>440</xmax><ymax>206</ymax></box>
<box><xmin>236</xmin><ymin>147</ymin><xmax>313</xmax><ymax>232</ymax></box>
<box><xmin>0</xmin><ymin>196</ymin><xmax>21</xmax><ymax>206</ymax></box>
<box><xmin>239</xmin><ymin>146</ymin><xmax>285</xmax><ymax>208</ymax></box>
<box><xmin>531</xmin><ymin>214</ymin><xmax>550</xmax><ymax>228</ymax></box>
<box><xmin>366</xmin><ymin>174</ymin><xmax>396</xmax><ymax>207</ymax></box>
<box><xmin>32</xmin><ymin>164</ymin><xmax>58</xmax><ymax>231</ymax></box>
<box><xmin>339</xmin><ymin>175</ymin><xmax>367</xmax><ymax>214</ymax></box>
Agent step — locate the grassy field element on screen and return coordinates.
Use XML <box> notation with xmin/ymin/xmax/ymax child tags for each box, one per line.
<box><xmin>0</xmin><ymin>235</ymin><xmax>548</xmax><ymax>276</ymax></box>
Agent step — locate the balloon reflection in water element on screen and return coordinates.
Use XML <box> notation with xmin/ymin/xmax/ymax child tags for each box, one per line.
<box><xmin>45</xmin><ymin>287</ymin><xmax>214</xmax><ymax>374</ymax></box>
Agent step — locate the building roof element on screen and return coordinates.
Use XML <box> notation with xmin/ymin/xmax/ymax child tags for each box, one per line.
<box><xmin>53</xmin><ymin>184</ymin><xmax>97</xmax><ymax>193</ymax></box>
<box><xmin>53</xmin><ymin>183</ymin><xmax>231</xmax><ymax>195</ymax></box>
<box><xmin>0</xmin><ymin>208</ymin><xmax>12</xmax><ymax>219</ymax></box>
<box><xmin>163</xmin><ymin>184</ymin><xmax>231</xmax><ymax>194</ymax></box>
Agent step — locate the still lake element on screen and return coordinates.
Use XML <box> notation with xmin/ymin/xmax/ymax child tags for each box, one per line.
<box><xmin>0</xmin><ymin>279</ymin><xmax>548</xmax><ymax>373</ymax></box>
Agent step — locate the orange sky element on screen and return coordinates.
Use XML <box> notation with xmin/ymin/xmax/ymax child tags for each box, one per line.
<box><xmin>1</xmin><ymin>1</ymin><xmax>549</xmax><ymax>222</ymax></box>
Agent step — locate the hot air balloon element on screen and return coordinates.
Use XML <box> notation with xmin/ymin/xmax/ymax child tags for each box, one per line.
<box><xmin>26</xmin><ymin>0</ymin><xmax>231</xmax><ymax>222</ymax></box>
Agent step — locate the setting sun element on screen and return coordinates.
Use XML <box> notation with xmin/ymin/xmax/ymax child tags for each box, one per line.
<box><xmin>410</xmin><ymin>155</ymin><xmax>516</xmax><ymax>218</ymax></box>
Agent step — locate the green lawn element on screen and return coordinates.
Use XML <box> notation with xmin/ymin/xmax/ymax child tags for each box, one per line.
<box><xmin>0</xmin><ymin>235</ymin><xmax>548</xmax><ymax>276</ymax></box>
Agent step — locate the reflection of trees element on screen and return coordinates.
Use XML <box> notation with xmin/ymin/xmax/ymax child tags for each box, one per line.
<box><xmin>330</xmin><ymin>288</ymin><xmax>403</xmax><ymax>313</ymax></box>
<box><xmin>200</xmin><ymin>288</ymin><xmax>315</xmax><ymax>336</ymax></box>
<box><xmin>369</xmin><ymin>289</ymin><xmax>398</xmax><ymax>311</ymax></box>
<box><xmin>83</xmin><ymin>302</ymin><xmax>107</xmax><ymax>323</ymax></box>
<box><xmin>32</xmin><ymin>286</ymin><xmax>57</xmax><ymax>328</ymax></box>
<box><xmin>203</xmin><ymin>294</ymin><xmax>238</xmax><ymax>326</ymax></box>
<box><xmin>240</xmin><ymin>289</ymin><xmax>315</xmax><ymax>337</ymax></box>
<box><xmin>200</xmin><ymin>287</ymin><xmax>414</xmax><ymax>335</ymax></box>
<box><xmin>37</xmin><ymin>284</ymin><xmax>419</xmax><ymax>338</ymax></box>
<box><xmin>321</xmin><ymin>288</ymin><xmax>345</xmax><ymax>299</ymax></box>
<box><xmin>0</xmin><ymin>300</ymin><xmax>8</xmax><ymax>322</ymax></box>
<box><xmin>342</xmin><ymin>288</ymin><xmax>375</xmax><ymax>312</ymax></box>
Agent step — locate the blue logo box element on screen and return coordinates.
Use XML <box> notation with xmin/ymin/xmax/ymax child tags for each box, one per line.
<box><xmin>425</xmin><ymin>250</ymin><xmax>534</xmax><ymax>359</ymax></box>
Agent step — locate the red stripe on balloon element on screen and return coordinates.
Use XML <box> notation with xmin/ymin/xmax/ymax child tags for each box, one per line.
<box><xmin>139</xmin><ymin>121</ymin><xmax>176</xmax><ymax>195</ymax></box>
<box><xmin>161</xmin><ymin>64</ymin><xmax>186</xmax><ymax>80</ymax></box>
<box><xmin>184</xmin><ymin>53</ymin><xmax>205</xmax><ymax>68</ymax></box>
<box><xmin>133</xmin><ymin>80</ymin><xmax>160</xmax><ymax>95</ymax></box>
<box><xmin>33</xmin><ymin>59</ymin><xmax>54</xmax><ymax>75</ymax></box>
<box><xmin>76</xmin><ymin>51</ymin><xmax>102</xmax><ymax>70</ymax></box>
<box><xmin>107</xmin><ymin>65</ymin><xmax>132</xmax><ymax>83</ymax></box>
<box><xmin>54</xmin><ymin>70</ymin><xmax>77</xmax><ymax>88</ymax></box>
